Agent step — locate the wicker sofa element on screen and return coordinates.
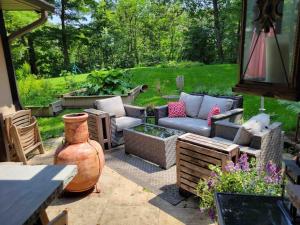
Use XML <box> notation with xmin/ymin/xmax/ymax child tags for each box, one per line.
<box><xmin>212</xmin><ymin>120</ymin><xmax>283</xmax><ymax>169</ymax></box>
<box><xmin>154</xmin><ymin>93</ymin><xmax>244</xmax><ymax>137</ymax></box>
<box><xmin>94</xmin><ymin>96</ymin><xmax>146</xmax><ymax>146</ymax></box>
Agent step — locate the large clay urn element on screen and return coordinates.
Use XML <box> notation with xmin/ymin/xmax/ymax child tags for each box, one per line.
<box><xmin>54</xmin><ymin>113</ymin><xmax>105</xmax><ymax>192</ymax></box>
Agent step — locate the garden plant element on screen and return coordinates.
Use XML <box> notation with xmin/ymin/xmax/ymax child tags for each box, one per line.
<box><xmin>197</xmin><ymin>154</ymin><xmax>283</xmax><ymax>221</ymax></box>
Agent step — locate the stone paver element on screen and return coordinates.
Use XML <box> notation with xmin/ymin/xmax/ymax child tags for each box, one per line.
<box><xmin>29</xmin><ymin>138</ymin><xmax>213</xmax><ymax>225</ymax></box>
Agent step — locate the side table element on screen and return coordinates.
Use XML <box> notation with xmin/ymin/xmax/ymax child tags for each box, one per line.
<box><xmin>84</xmin><ymin>108</ymin><xmax>112</xmax><ymax>150</ymax></box>
<box><xmin>176</xmin><ymin>133</ymin><xmax>239</xmax><ymax>195</ymax></box>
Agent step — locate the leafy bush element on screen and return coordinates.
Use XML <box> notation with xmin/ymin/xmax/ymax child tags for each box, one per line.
<box><xmin>79</xmin><ymin>69</ymin><xmax>134</xmax><ymax>96</ymax></box>
<box><xmin>60</xmin><ymin>70</ymin><xmax>79</xmax><ymax>91</ymax></box>
<box><xmin>156</xmin><ymin>61</ymin><xmax>204</xmax><ymax>68</ymax></box>
<box><xmin>16</xmin><ymin>62</ymin><xmax>32</xmax><ymax>80</ymax></box>
<box><xmin>18</xmin><ymin>74</ymin><xmax>56</xmax><ymax>106</ymax></box>
<box><xmin>197</xmin><ymin>154</ymin><xmax>282</xmax><ymax>221</ymax></box>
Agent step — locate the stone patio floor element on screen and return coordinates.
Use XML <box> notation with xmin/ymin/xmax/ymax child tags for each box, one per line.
<box><xmin>28</xmin><ymin>138</ymin><xmax>213</xmax><ymax>225</ymax></box>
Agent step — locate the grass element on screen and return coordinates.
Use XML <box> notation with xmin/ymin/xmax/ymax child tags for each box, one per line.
<box><xmin>131</xmin><ymin>64</ymin><xmax>297</xmax><ymax>132</ymax></box>
<box><xmin>37</xmin><ymin>109</ymin><xmax>82</xmax><ymax>140</ymax></box>
<box><xmin>22</xmin><ymin>63</ymin><xmax>298</xmax><ymax>140</ymax></box>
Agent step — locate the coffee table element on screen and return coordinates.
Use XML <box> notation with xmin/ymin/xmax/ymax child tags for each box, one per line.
<box><xmin>124</xmin><ymin>123</ymin><xmax>184</xmax><ymax>169</ymax></box>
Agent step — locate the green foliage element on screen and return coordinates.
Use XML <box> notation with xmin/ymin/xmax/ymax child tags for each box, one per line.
<box><xmin>5</xmin><ymin>0</ymin><xmax>242</xmax><ymax>77</ymax></box>
<box><xmin>60</xmin><ymin>70</ymin><xmax>79</xmax><ymax>91</ymax></box>
<box><xmin>18</xmin><ymin>74</ymin><xmax>56</xmax><ymax>106</ymax></box>
<box><xmin>156</xmin><ymin>61</ymin><xmax>204</xmax><ymax>68</ymax></box>
<box><xmin>80</xmin><ymin>69</ymin><xmax>134</xmax><ymax>96</ymax></box>
<box><xmin>15</xmin><ymin>63</ymin><xmax>32</xmax><ymax>80</ymax></box>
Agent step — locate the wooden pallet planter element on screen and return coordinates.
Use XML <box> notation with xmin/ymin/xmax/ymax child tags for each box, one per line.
<box><xmin>62</xmin><ymin>86</ymin><xmax>142</xmax><ymax>108</ymax></box>
<box><xmin>176</xmin><ymin>133</ymin><xmax>239</xmax><ymax>195</ymax></box>
<box><xmin>25</xmin><ymin>99</ymin><xmax>63</xmax><ymax>117</ymax></box>
<box><xmin>84</xmin><ymin>109</ymin><xmax>112</xmax><ymax>150</ymax></box>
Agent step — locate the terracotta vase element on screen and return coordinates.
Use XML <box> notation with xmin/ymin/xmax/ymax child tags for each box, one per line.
<box><xmin>54</xmin><ymin>113</ymin><xmax>105</xmax><ymax>192</ymax></box>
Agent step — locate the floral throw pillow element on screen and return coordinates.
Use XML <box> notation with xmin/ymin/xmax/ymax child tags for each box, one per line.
<box><xmin>207</xmin><ymin>105</ymin><xmax>221</xmax><ymax>126</ymax></box>
<box><xmin>168</xmin><ymin>101</ymin><xmax>186</xmax><ymax>118</ymax></box>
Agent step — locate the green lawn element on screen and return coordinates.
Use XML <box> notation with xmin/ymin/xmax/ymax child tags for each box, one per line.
<box><xmin>31</xmin><ymin>64</ymin><xmax>298</xmax><ymax>140</ymax></box>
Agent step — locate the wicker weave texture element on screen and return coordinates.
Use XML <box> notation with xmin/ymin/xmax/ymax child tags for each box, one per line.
<box><xmin>124</xmin><ymin>128</ymin><xmax>179</xmax><ymax>169</ymax></box>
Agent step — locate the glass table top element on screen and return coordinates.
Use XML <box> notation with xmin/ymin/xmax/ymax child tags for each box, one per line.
<box><xmin>215</xmin><ymin>193</ymin><xmax>293</xmax><ymax>225</ymax></box>
<box><xmin>131</xmin><ymin>124</ymin><xmax>184</xmax><ymax>139</ymax></box>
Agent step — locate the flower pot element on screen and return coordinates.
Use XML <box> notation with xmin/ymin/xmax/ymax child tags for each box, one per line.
<box><xmin>54</xmin><ymin>113</ymin><xmax>105</xmax><ymax>192</ymax></box>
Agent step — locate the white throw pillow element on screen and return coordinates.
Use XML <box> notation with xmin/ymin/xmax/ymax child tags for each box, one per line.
<box><xmin>233</xmin><ymin>126</ymin><xmax>253</xmax><ymax>146</ymax></box>
<box><xmin>179</xmin><ymin>92</ymin><xmax>203</xmax><ymax>118</ymax></box>
<box><xmin>198</xmin><ymin>95</ymin><xmax>233</xmax><ymax>119</ymax></box>
<box><xmin>95</xmin><ymin>96</ymin><xmax>126</xmax><ymax>118</ymax></box>
<box><xmin>250</xmin><ymin>113</ymin><xmax>270</xmax><ymax>129</ymax></box>
<box><xmin>233</xmin><ymin>113</ymin><xmax>271</xmax><ymax>146</ymax></box>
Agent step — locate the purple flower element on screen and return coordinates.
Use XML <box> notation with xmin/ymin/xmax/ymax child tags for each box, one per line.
<box><xmin>264</xmin><ymin>176</ymin><xmax>273</xmax><ymax>184</ymax></box>
<box><xmin>266</xmin><ymin>161</ymin><xmax>278</xmax><ymax>176</ymax></box>
<box><xmin>234</xmin><ymin>163</ymin><xmax>241</xmax><ymax>171</ymax></box>
<box><xmin>225</xmin><ymin>161</ymin><xmax>235</xmax><ymax>172</ymax></box>
<box><xmin>208</xmin><ymin>208</ymin><xmax>216</xmax><ymax>221</ymax></box>
<box><xmin>207</xmin><ymin>178</ymin><xmax>215</xmax><ymax>189</ymax></box>
<box><xmin>211</xmin><ymin>171</ymin><xmax>217</xmax><ymax>177</ymax></box>
<box><xmin>238</xmin><ymin>153</ymin><xmax>250</xmax><ymax>171</ymax></box>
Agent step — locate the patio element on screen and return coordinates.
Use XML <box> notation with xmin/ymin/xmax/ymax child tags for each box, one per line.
<box><xmin>29</xmin><ymin>138</ymin><xmax>213</xmax><ymax>225</ymax></box>
<box><xmin>3</xmin><ymin>0</ymin><xmax>300</xmax><ymax>224</ymax></box>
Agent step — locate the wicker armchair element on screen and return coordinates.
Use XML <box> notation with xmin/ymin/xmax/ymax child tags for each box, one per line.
<box><xmin>93</xmin><ymin>96</ymin><xmax>146</xmax><ymax>147</ymax></box>
<box><xmin>212</xmin><ymin>120</ymin><xmax>284</xmax><ymax>169</ymax></box>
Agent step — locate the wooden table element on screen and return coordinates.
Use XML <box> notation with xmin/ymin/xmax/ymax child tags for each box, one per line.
<box><xmin>176</xmin><ymin>133</ymin><xmax>239</xmax><ymax>195</ymax></box>
<box><xmin>0</xmin><ymin>165</ymin><xmax>77</xmax><ymax>225</ymax></box>
<box><xmin>84</xmin><ymin>108</ymin><xmax>112</xmax><ymax>150</ymax></box>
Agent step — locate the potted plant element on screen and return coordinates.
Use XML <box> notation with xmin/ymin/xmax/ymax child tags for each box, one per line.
<box><xmin>197</xmin><ymin>154</ymin><xmax>283</xmax><ymax>221</ymax></box>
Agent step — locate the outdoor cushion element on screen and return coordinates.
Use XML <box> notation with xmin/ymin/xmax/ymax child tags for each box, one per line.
<box><xmin>249</xmin><ymin>113</ymin><xmax>270</xmax><ymax>129</ymax></box>
<box><xmin>179</xmin><ymin>92</ymin><xmax>203</xmax><ymax>117</ymax></box>
<box><xmin>158</xmin><ymin>117</ymin><xmax>211</xmax><ymax>137</ymax></box>
<box><xmin>212</xmin><ymin>137</ymin><xmax>261</xmax><ymax>157</ymax></box>
<box><xmin>207</xmin><ymin>105</ymin><xmax>221</xmax><ymax>126</ymax></box>
<box><xmin>115</xmin><ymin>116</ymin><xmax>142</xmax><ymax>132</ymax></box>
<box><xmin>198</xmin><ymin>95</ymin><xmax>233</xmax><ymax>119</ymax></box>
<box><xmin>95</xmin><ymin>96</ymin><xmax>126</xmax><ymax>118</ymax></box>
<box><xmin>168</xmin><ymin>101</ymin><xmax>186</xmax><ymax>118</ymax></box>
<box><xmin>233</xmin><ymin>126</ymin><xmax>253</xmax><ymax>146</ymax></box>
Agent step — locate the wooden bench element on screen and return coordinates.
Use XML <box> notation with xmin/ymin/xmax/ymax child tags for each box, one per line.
<box><xmin>176</xmin><ymin>133</ymin><xmax>239</xmax><ymax>195</ymax></box>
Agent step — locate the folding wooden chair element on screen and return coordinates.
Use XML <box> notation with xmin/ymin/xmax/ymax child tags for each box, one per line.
<box><xmin>5</xmin><ymin>110</ymin><xmax>44</xmax><ymax>164</ymax></box>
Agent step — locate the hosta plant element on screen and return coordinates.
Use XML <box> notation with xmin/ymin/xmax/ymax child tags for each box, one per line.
<box><xmin>79</xmin><ymin>69</ymin><xmax>134</xmax><ymax>96</ymax></box>
<box><xmin>197</xmin><ymin>154</ymin><xmax>282</xmax><ymax>221</ymax></box>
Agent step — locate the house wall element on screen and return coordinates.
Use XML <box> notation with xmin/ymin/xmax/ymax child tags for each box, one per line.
<box><xmin>0</xmin><ymin>36</ymin><xmax>15</xmax><ymax>161</ymax></box>
<box><xmin>0</xmin><ymin>36</ymin><xmax>16</xmax><ymax>116</ymax></box>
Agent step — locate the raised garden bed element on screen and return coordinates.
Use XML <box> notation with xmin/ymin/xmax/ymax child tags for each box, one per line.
<box><xmin>62</xmin><ymin>85</ymin><xmax>142</xmax><ymax>108</ymax></box>
<box><xmin>25</xmin><ymin>100</ymin><xmax>63</xmax><ymax>117</ymax></box>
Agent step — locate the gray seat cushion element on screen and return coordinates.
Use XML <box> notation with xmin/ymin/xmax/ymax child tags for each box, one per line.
<box><xmin>179</xmin><ymin>92</ymin><xmax>203</xmax><ymax>118</ymax></box>
<box><xmin>198</xmin><ymin>95</ymin><xmax>233</xmax><ymax>119</ymax></box>
<box><xmin>116</xmin><ymin>116</ymin><xmax>142</xmax><ymax>132</ymax></box>
<box><xmin>95</xmin><ymin>96</ymin><xmax>126</xmax><ymax>118</ymax></box>
<box><xmin>158</xmin><ymin>117</ymin><xmax>211</xmax><ymax>137</ymax></box>
<box><xmin>212</xmin><ymin>137</ymin><xmax>261</xmax><ymax>157</ymax></box>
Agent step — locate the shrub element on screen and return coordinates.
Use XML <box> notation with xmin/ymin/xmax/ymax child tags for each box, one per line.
<box><xmin>60</xmin><ymin>70</ymin><xmax>78</xmax><ymax>91</ymax></box>
<box><xmin>18</xmin><ymin>74</ymin><xmax>55</xmax><ymax>106</ymax></box>
<box><xmin>197</xmin><ymin>154</ymin><xmax>282</xmax><ymax>221</ymax></box>
<box><xmin>79</xmin><ymin>69</ymin><xmax>134</xmax><ymax>96</ymax></box>
<box><xmin>16</xmin><ymin>62</ymin><xmax>32</xmax><ymax>80</ymax></box>
<box><xmin>156</xmin><ymin>61</ymin><xmax>204</xmax><ymax>68</ymax></box>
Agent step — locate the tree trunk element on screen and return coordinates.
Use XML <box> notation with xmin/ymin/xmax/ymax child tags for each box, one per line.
<box><xmin>60</xmin><ymin>0</ymin><xmax>70</xmax><ymax>69</ymax></box>
<box><xmin>212</xmin><ymin>0</ymin><xmax>224</xmax><ymax>63</ymax></box>
<box><xmin>27</xmin><ymin>36</ymin><xmax>38</xmax><ymax>75</ymax></box>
